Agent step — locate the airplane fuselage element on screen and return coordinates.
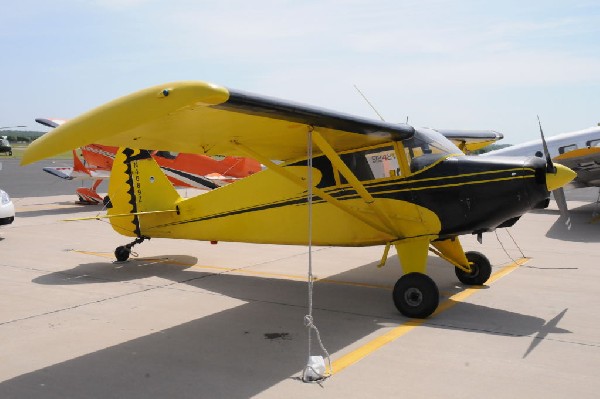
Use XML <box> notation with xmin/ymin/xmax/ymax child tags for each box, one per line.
<box><xmin>486</xmin><ymin>127</ymin><xmax>600</xmax><ymax>158</ymax></box>
<box><xmin>115</xmin><ymin>132</ymin><xmax>555</xmax><ymax>247</ymax></box>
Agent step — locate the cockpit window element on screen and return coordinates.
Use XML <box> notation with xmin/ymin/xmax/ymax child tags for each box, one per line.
<box><xmin>403</xmin><ymin>129</ymin><xmax>462</xmax><ymax>173</ymax></box>
<box><xmin>340</xmin><ymin>145</ymin><xmax>400</xmax><ymax>182</ymax></box>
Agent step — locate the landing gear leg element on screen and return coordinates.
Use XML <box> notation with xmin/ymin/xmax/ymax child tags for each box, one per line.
<box><xmin>455</xmin><ymin>251</ymin><xmax>492</xmax><ymax>285</ymax></box>
<box><xmin>114</xmin><ymin>236</ymin><xmax>149</xmax><ymax>262</ymax></box>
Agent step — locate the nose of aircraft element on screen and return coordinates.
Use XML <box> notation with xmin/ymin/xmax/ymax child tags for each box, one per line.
<box><xmin>546</xmin><ymin>163</ymin><xmax>576</xmax><ymax>191</ymax></box>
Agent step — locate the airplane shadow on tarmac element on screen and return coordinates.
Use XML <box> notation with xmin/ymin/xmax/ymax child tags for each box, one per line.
<box><xmin>533</xmin><ymin>202</ymin><xmax>600</xmax><ymax>242</ymax></box>
<box><xmin>1</xmin><ymin>255</ymin><xmax>570</xmax><ymax>399</ymax></box>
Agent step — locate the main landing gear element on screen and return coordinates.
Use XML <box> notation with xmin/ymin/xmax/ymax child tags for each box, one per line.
<box><xmin>455</xmin><ymin>251</ymin><xmax>492</xmax><ymax>285</ymax></box>
<box><xmin>391</xmin><ymin>240</ymin><xmax>492</xmax><ymax>319</ymax></box>
<box><xmin>392</xmin><ymin>273</ymin><xmax>439</xmax><ymax>319</ymax></box>
<box><xmin>114</xmin><ymin>236</ymin><xmax>148</xmax><ymax>262</ymax></box>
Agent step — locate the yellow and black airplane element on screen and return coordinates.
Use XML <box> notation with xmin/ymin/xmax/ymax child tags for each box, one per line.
<box><xmin>22</xmin><ymin>81</ymin><xmax>576</xmax><ymax>319</ymax></box>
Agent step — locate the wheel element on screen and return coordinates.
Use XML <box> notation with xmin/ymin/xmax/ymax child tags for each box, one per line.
<box><xmin>392</xmin><ymin>273</ymin><xmax>439</xmax><ymax>319</ymax></box>
<box><xmin>455</xmin><ymin>251</ymin><xmax>492</xmax><ymax>285</ymax></box>
<box><xmin>114</xmin><ymin>246</ymin><xmax>130</xmax><ymax>262</ymax></box>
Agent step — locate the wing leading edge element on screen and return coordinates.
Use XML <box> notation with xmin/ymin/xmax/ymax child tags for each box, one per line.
<box><xmin>22</xmin><ymin>81</ymin><xmax>415</xmax><ymax>165</ymax></box>
<box><xmin>435</xmin><ymin>129</ymin><xmax>503</xmax><ymax>152</ymax></box>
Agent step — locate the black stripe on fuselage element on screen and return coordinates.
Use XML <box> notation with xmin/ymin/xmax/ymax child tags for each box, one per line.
<box><xmin>160</xmin><ymin>166</ymin><xmax>220</xmax><ymax>189</ymax></box>
<box><xmin>149</xmin><ymin>164</ymin><xmax>537</xmax><ymax>235</ymax></box>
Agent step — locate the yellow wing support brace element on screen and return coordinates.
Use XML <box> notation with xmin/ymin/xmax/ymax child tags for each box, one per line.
<box><xmin>430</xmin><ymin>238</ymin><xmax>472</xmax><ymax>273</ymax></box>
<box><xmin>310</xmin><ymin>130</ymin><xmax>400</xmax><ymax>237</ymax></box>
<box><xmin>233</xmin><ymin>138</ymin><xmax>396</xmax><ymax>236</ymax></box>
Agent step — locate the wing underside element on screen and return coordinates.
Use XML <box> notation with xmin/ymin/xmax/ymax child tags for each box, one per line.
<box><xmin>23</xmin><ymin>81</ymin><xmax>415</xmax><ymax>165</ymax></box>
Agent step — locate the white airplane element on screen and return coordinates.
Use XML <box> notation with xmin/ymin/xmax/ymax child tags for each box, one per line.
<box><xmin>483</xmin><ymin>123</ymin><xmax>600</xmax><ymax>215</ymax></box>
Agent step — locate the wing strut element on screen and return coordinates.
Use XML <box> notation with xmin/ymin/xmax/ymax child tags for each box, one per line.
<box><xmin>232</xmin><ymin>140</ymin><xmax>395</xmax><ymax>236</ymax></box>
<box><xmin>311</xmin><ymin>129</ymin><xmax>400</xmax><ymax>237</ymax></box>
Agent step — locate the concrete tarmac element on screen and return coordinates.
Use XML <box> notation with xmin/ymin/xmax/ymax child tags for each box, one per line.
<box><xmin>1</xmin><ymin>166</ymin><xmax>599</xmax><ymax>398</ymax></box>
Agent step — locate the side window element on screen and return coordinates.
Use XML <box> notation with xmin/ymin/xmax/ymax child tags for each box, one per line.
<box><xmin>558</xmin><ymin>144</ymin><xmax>577</xmax><ymax>154</ymax></box>
<box><xmin>403</xmin><ymin>136</ymin><xmax>447</xmax><ymax>173</ymax></box>
<box><xmin>365</xmin><ymin>147</ymin><xmax>400</xmax><ymax>178</ymax></box>
<box><xmin>340</xmin><ymin>145</ymin><xmax>399</xmax><ymax>182</ymax></box>
<box><xmin>586</xmin><ymin>139</ymin><xmax>600</xmax><ymax>148</ymax></box>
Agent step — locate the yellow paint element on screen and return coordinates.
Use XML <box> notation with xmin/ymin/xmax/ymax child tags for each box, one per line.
<box><xmin>554</xmin><ymin>146</ymin><xmax>600</xmax><ymax>161</ymax></box>
<box><xmin>22</xmin><ymin>82</ymin><xmax>230</xmax><ymax>165</ymax></box>
<box><xmin>461</xmin><ymin>139</ymin><xmax>497</xmax><ymax>152</ymax></box>
<box><xmin>330</xmin><ymin>257</ymin><xmax>529</xmax><ymax>375</ymax></box>
<box><xmin>546</xmin><ymin>164</ymin><xmax>577</xmax><ymax>191</ymax></box>
<box><xmin>431</xmin><ymin>238</ymin><xmax>470</xmax><ymax>270</ymax></box>
<box><xmin>22</xmin><ymin>81</ymin><xmax>393</xmax><ymax>165</ymax></box>
<box><xmin>394</xmin><ymin>237</ymin><xmax>434</xmax><ymax>274</ymax></box>
<box><xmin>377</xmin><ymin>243</ymin><xmax>392</xmax><ymax>268</ymax></box>
<box><xmin>233</xmin><ymin>141</ymin><xmax>394</xmax><ymax>236</ymax></box>
<box><xmin>109</xmin><ymin>147</ymin><xmax>443</xmax><ymax>246</ymax></box>
<box><xmin>312</xmin><ymin>131</ymin><xmax>400</xmax><ymax>236</ymax></box>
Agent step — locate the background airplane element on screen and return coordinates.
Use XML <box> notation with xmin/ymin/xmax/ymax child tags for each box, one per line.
<box><xmin>35</xmin><ymin>118</ymin><xmax>262</xmax><ymax>204</ymax></box>
<box><xmin>22</xmin><ymin>81</ymin><xmax>575</xmax><ymax>320</ymax></box>
<box><xmin>0</xmin><ymin>136</ymin><xmax>12</xmax><ymax>156</ymax></box>
<box><xmin>483</xmin><ymin>124</ymin><xmax>600</xmax><ymax>214</ymax></box>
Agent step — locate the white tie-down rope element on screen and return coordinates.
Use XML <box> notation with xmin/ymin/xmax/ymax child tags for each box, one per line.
<box><xmin>302</xmin><ymin>127</ymin><xmax>332</xmax><ymax>382</ymax></box>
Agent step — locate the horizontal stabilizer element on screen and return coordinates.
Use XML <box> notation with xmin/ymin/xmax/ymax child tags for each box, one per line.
<box><xmin>436</xmin><ymin>129</ymin><xmax>503</xmax><ymax>152</ymax></box>
<box><xmin>64</xmin><ymin>209</ymin><xmax>179</xmax><ymax>222</ymax></box>
<box><xmin>43</xmin><ymin>167</ymin><xmax>74</xmax><ymax>180</ymax></box>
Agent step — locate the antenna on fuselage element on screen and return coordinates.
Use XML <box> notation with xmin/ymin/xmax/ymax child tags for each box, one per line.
<box><xmin>353</xmin><ymin>85</ymin><xmax>386</xmax><ymax>122</ymax></box>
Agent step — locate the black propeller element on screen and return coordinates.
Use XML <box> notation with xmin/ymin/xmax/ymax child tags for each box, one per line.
<box><xmin>537</xmin><ymin>116</ymin><xmax>570</xmax><ymax>227</ymax></box>
<box><xmin>537</xmin><ymin>116</ymin><xmax>556</xmax><ymax>173</ymax></box>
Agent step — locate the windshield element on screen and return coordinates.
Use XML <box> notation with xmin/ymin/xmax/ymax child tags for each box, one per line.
<box><xmin>403</xmin><ymin>128</ymin><xmax>462</xmax><ymax>173</ymax></box>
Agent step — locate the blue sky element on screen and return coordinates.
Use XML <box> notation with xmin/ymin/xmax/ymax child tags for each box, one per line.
<box><xmin>2</xmin><ymin>0</ymin><xmax>600</xmax><ymax>143</ymax></box>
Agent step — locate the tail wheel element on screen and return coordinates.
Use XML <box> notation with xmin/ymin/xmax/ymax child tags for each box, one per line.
<box><xmin>114</xmin><ymin>246</ymin><xmax>130</xmax><ymax>262</ymax></box>
<box><xmin>455</xmin><ymin>251</ymin><xmax>492</xmax><ymax>285</ymax></box>
<box><xmin>392</xmin><ymin>273</ymin><xmax>439</xmax><ymax>319</ymax></box>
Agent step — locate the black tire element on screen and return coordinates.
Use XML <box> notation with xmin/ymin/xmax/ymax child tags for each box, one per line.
<box><xmin>114</xmin><ymin>246</ymin><xmax>130</xmax><ymax>262</ymax></box>
<box><xmin>455</xmin><ymin>251</ymin><xmax>492</xmax><ymax>285</ymax></box>
<box><xmin>392</xmin><ymin>273</ymin><xmax>439</xmax><ymax>319</ymax></box>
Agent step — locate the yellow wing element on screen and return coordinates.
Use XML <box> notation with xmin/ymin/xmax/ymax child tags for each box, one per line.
<box><xmin>22</xmin><ymin>81</ymin><xmax>414</xmax><ymax>165</ymax></box>
<box><xmin>435</xmin><ymin>129</ymin><xmax>503</xmax><ymax>152</ymax></box>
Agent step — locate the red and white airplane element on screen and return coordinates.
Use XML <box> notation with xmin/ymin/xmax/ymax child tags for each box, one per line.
<box><xmin>36</xmin><ymin>118</ymin><xmax>262</xmax><ymax>204</ymax></box>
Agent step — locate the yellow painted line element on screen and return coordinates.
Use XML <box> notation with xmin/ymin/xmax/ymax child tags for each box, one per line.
<box><xmin>70</xmin><ymin>250</ymin><xmax>114</xmax><ymax>259</ymax></box>
<box><xmin>70</xmin><ymin>247</ymin><xmax>529</xmax><ymax>373</ymax></box>
<box><xmin>330</xmin><ymin>257</ymin><xmax>530</xmax><ymax>375</ymax></box>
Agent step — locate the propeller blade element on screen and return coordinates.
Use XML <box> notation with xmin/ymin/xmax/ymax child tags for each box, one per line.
<box><xmin>537</xmin><ymin>116</ymin><xmax>555</xmax><ymax>173</ymax></box>
<box><xmin>553</xmin><ymin>187</ymin><xmax>571</xmax><ymax>229</ymax></box>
